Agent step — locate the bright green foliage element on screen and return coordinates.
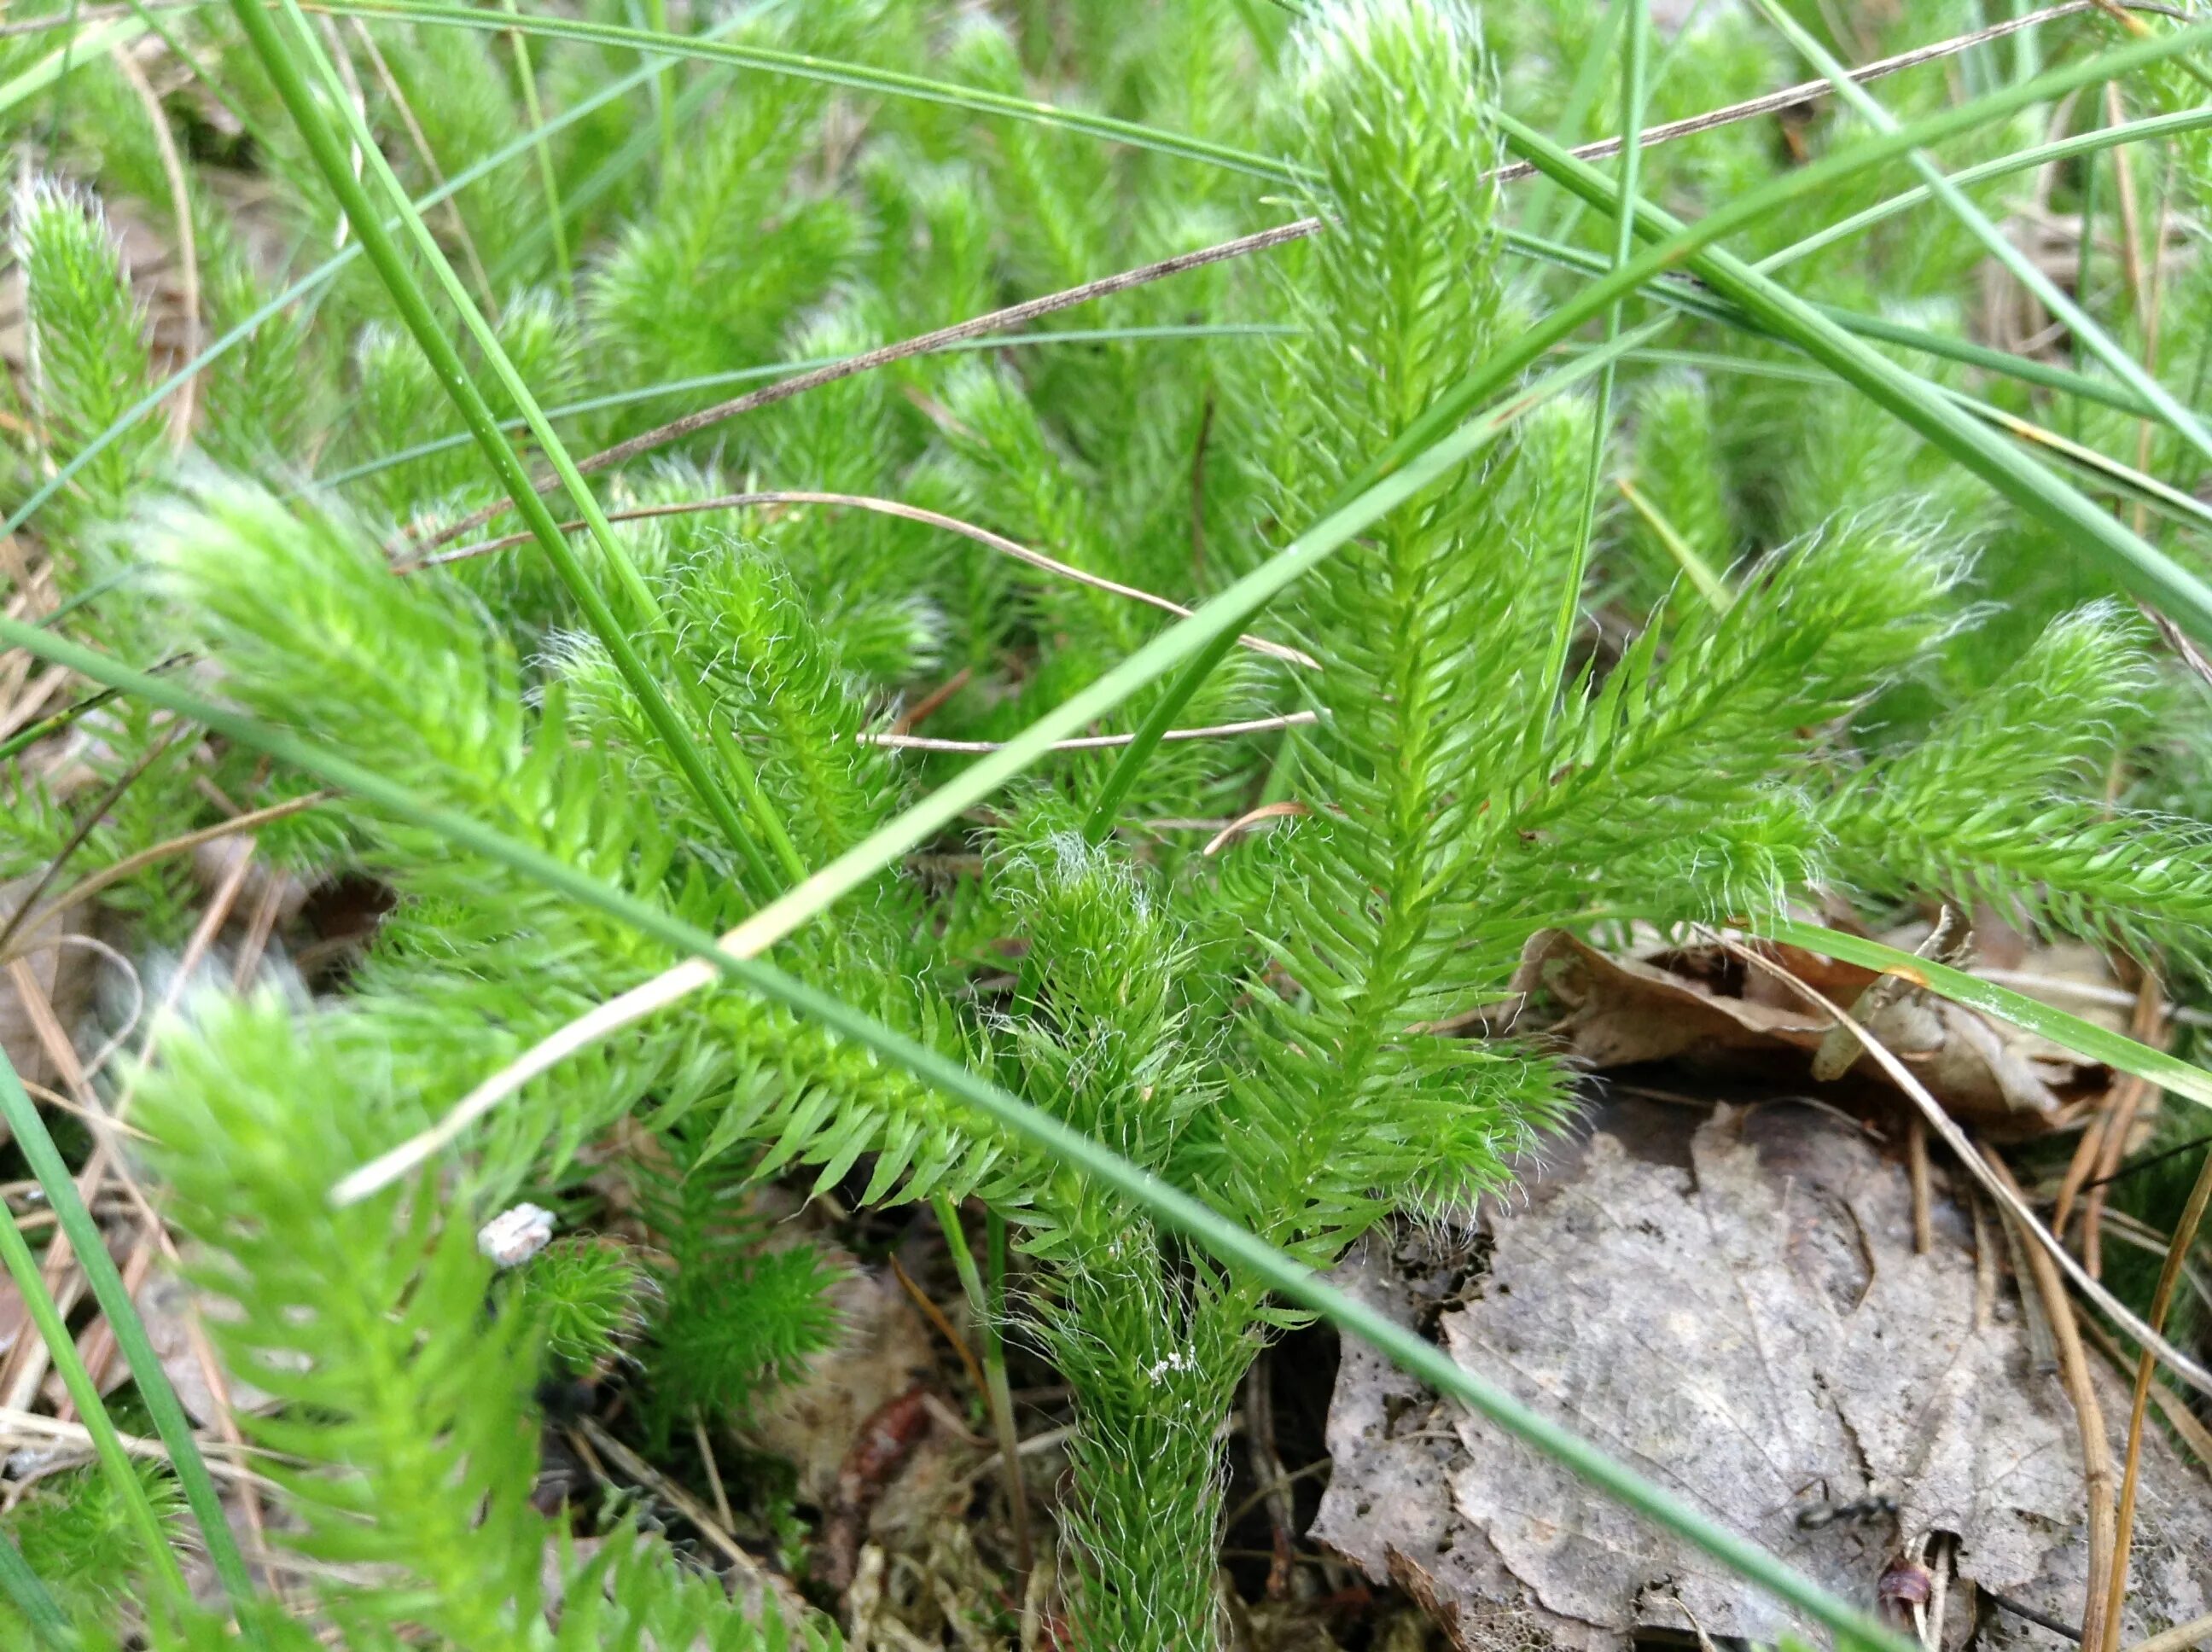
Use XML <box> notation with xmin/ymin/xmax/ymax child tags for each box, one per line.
<box><xmin>509</xmin><ymin>1236</ymin><xmax>652</xmax><ymax>1371</ymax></box>
<box><xmin>5</xmin><ymin>180</ymin><xmax>162</xmax><ymax>548</ymax></box>
<box><xmin>631</xmin><ymin>1124</ymin><xmax>843</xmax><ymax>1434</ymax></box>
<box><xmin>6</xmin><ymin>0</ymin><xmax>2212</xmax><ymax>1645</ymax></box>
<box><xmin>137</xmin><ymin>997</ymin><xmax>830</xmax><ymax>1650</ymax></box>
<box><xmin>0</xmin><ymin>1462</ymin><xmax>183</xmax><ymax>1641</ymax></box>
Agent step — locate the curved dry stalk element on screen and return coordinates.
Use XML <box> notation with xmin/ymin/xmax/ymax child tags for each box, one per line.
<box><xmin>408</xmin><ymin>489</ymin><xmax>1320</xmax><ymax>669</ymax></box>
<box><xmin>1202</xmin><ymin>800</ymin><xmax>1313</xmax><ymax>857</ymax></box>
<box><xmin>2101</xmin><ymin>1145</ymin><xmax>2212</xmax><ymax>1652</ymax></box>
<box><xmin>1984</xmin><ymin>1149</ymin><xmax>2116</xmax><ymax>1652</ymax></box>
<box><xmin>333</xmin><ymin>952</ymin><xmax>722</xmax><ymax>1204</ymax></box>
<box><xmin>859</xmin><ymin>711</ymin><xmax>1318</xmax><ymax>753</ymax></box>
<box><xmin>1705</xmin><ymin>930</ymin><xmax>2212</xmax><ymax>1398</ymax></box>
<box><xmin>109</xmin><ymin>42</ymin><xmax>198</xmax><ymax>450</ymax></box>
<box><xmin>399</xmin><ymin>0</ymin><xmax>2141</xmax><ymax>554</ymax></box>
<box><xmin>405</xmin><ymin>218</ymin><xmax>1322</xmax><ymax>553</ymax></box>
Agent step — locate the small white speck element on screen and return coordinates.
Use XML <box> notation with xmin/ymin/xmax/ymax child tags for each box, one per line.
<box><xmin>478</xmin><ymin>1202</ymin><xmax>556</xmax><ymax>1268</ymax></box>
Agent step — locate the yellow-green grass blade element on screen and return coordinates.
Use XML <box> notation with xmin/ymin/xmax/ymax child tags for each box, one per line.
<box><xmin>1761</xmin><ymin>919</ymin><xmax>2212</xmax><ymax>1111</ymax></box>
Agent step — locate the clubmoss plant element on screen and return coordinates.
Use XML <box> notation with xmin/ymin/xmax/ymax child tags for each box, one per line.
<box><xmin>3</xmin><ymin>0</ymin><xmax>2212</xmax><ymax>1646</ymax></box>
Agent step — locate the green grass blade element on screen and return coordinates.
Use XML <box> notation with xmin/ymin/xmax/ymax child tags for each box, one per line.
<box><xmin>0</xmin><ymin>1532</ymin><xmax>72</xmax><ymax>1649</ymax></box>
<box><xmin>0</xmin><ymin>13</ymin><xmax>144</xmax><ymax>117</ymax></box>
<box><xmin>1518</xmin><ymin>0</ymin><xmax>1626</xmax><ymax>235</ymax></box>
<box><xmin>1477</xmin><ymin>34</ymin><xmax>2212</xmax><ymax>644</ymax></box>
<box><xmin>275</xmin><ymin>0</ymin><xmax>811</xmax><ymax>889</ymax></box>
<box><xmin>310</xmin><ymin>0</ymin><xmax>1287</xmax><ymax>178</ymax></box>
<box><xmin>0</xmin><ymin>1188</ymin><xmax>186</xmax><ymax>1603</ymax></box>
<box><xmin>1761</xmin><ymin>919</ymin><xmax>2212</xmax><ymax>1110</ymax></box>
<box><xmin>226</xmin><ymin>0</ymin><xmax>795</xmax><ymax>893</ymax></box>
<box><xmin>1762</xmin><ymin>102</ymin><xmax>2212</xmax><ymax>274</ymax></box>
<box><xmin>1746</xmin><ymin>0</ymin><xmax>2212</xmax><ymax>470</ymax></box>
<box><xmin>1543</xmin><ymin>0</ymin><xmax>1649</xmax><ymax>730</ymax></box>
<box><xmin>498</xmin><ymin>0</ymin><xmax>572</xmax><ymax>298</ymax></box>
<box><xmin>0</xmin><ymin>609</ymin><xmax>1915</xmax><ymax>1652</ymax></box>
<box><xmin>0</xmin><ymin>25</ymin><xmax>687</xmax><ymax>543</ymax></box>
<box><xmin>0</xmin><ymin>1053</ymin><xmax>257</xmax><ymax>1609</ymax></box>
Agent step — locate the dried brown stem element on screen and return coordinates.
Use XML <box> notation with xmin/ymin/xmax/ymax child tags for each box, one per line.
<box><xmin>2100</xmin><ymin>1142</ymin><xmax>2212</xmax><ymax>1652</ymax></box>
<box><xmin>858</xmin><ymin>711</ymin><xmax>1318</xmax><ymax>754</ymax></box>
<box><xmin>1986</xmin><ymin>1151</ymin><xmax>2116</xmax><ymax>1652</ymax></box>
<box><xmin>406</xmin><ymin>489</ymin><xmax>1318</xmax><ymax>668</ymax></box>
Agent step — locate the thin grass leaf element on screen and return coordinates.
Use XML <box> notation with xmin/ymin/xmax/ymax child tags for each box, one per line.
<box><xmin>0</xmin><ymin>1052</ymin><xmax>256</xmax><ymax>1610</ymax></box>
<box><xmin>1762</xmin><ymin>102</ymin><xmax>2212</xmax><ymax>273</ymax></box>
<box><xmin>0</xmin><ymin>608</ymin><xmax>1917</xmax><ymax>1652</ymax></box>
<box><xmin>0</xmin><ymin>1533</ymin><xmax>71</xmax><ymax>1649</ymax></box>
<box><xmin>226</xmin><ymin>0</ymin><xmax>797</xmax><ymax>892</ymax></box>
<box><xmin>0</xmin><ymin>12</ymin><xmax>143</xmax><ymax>117</ymax></box>
<box><xmin>1542</xmin><ymin>0</ymin><xmax>1649</xmax><ymax>729</ymax></box>
<box><xmin>0</xmin><ymin>1194</ymin><xmax>185</xmax><ymax>1603</ymax></box>
<box><xmin>309</xmin><ymin>0</ymin><xmax>1288</xmax><ymax>177</ymax></box>
<box><xmin>1745</xmin><ymin>0</ymin><xmax>2212</xmax><ymax>473</ymax></box>
<box><xmin>1480</xmin><ymin>33</ymin><xmax>2212</xmax><ymax>643</ymax></box>
<box><xmin>1761</xmin><ymin>919</ymin><xmax>2212</xmax><ymax>1111</ymax></box>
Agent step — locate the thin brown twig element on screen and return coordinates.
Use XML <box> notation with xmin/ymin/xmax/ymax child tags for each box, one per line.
<box><xmin>2081</xmin><ymin>980</ymin><xmax>2167</xmax><ymax>1278</ymax></box>
<box><xmin>888</xmin><ymin>1254</ymin><xmax>988</xmax><ymax>1401</ymax></box>
<box><xmin>2118</xmin><ymin>1611</ymin><xmax>2212</xmax><ymax>1652</ymax></box>
<box><xmin>233</xmin><ymin>867</ymin><xmax>289</xmax><ymax>991</ymax></box>
<box><xmin>2100</xmin><ymin>1143</ymin><xmax>2212</xmax><ymax>1652</ymax></box>
<box><xmin>0</xmin><ymin>845</ymin><xmax>257</xmax><ymax>1414</ymax></box>
<box><xmin>2080</xmin><ymin>1313</ymin><xmax>2212</xmax><ymax>1469</ymax></box>
<box><xmin>888</xmin><ymin>666</ymin><xmax>972</xmax><ymax>737</ymax></box>
<box><xmin>406</xmin><ymin>490</ymin><xmax>1319</xmax><ymax>668</ymax></box>
<box><xmin>401</xmin><ymin>0</ymin><xmax>2151</xmax><ymax>554</ymax></box>
<box><xmin>1908</xmin><ymin>1112</ymin><xmax>1934</xmax><ymax>1255</ymax></box>
<box><xmin>692</xmin><ymin>1409</ymin><xmax>735</xmax><ymax>1532</ymax></box>
<box><xmin>576</xmin><ymin>1416</ymin><xmax>809</xmax><ymax>1618</ymax></box>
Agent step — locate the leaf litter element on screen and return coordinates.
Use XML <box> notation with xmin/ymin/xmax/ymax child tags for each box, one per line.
<box><xmin>1313</xmin><ymin>1097</ymin><xmax>2212</xmax><ymax>1649</ymax></box>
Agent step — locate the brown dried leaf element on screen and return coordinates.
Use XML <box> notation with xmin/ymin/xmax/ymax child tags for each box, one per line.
<box><xmin>1519</xmin><ymin>931</ymin><xmax>2084</xmax><ymax>1126</ymax></box>
<box><xmin>1314</xmin><ymin>1101</ymin><xmax>2212</xmax><ymax>1649</ymax></box>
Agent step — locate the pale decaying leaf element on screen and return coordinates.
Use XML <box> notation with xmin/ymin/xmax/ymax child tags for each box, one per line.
<box><xmin>1517</xmin><ymin>931</ymin><xmax>2099</xmax><ymax>1127</ymax></box>
<box><xmin>1314</xmin><ymin>1100</ymin><xmax>2212</xmax><ymax>1649</ymax></box>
